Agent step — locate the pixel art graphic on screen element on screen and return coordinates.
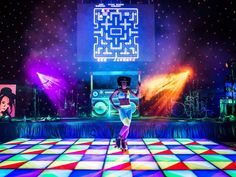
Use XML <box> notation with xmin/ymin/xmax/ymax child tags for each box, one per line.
<box><xmin>94</xmin><ymin>6</ymin><xmax>139</xmax><ymax>62</ymax></box>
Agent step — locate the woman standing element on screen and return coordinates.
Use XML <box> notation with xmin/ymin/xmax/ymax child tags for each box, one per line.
<box><xmin>109</xmin><ymin>76</ymin><xmax>140</xmax><ymax>151</ymax></box>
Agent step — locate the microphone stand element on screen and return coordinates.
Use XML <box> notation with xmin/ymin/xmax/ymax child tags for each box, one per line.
<box><xmin>231</xmin><ymin>62</ymin><xmax>235</xmax><ymax>120</ymax></box>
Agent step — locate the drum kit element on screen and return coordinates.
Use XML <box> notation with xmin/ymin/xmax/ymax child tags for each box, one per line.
<box><xmin>170</xmin><ymin>80</ymin><xmax>211</xmax><ymax>119</ymax></box>
<box><xmin>171</xmin><ymin>60</ymin><xmax>236</xmax><ymax>120</ymax></box>
<box><xmin>170</xmin><ymin>90</ymin><xmax>210</xmax><ymax>119</ymax></box>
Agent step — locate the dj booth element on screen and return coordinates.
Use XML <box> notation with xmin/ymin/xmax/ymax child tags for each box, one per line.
<box><xmin>220</xmin><ymin>98</ymin><xmax>236</xmax><ymax>117</ymax></box>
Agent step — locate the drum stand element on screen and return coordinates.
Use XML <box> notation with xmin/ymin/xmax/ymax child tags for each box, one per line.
<box><xmin>231</xmin><ymin>62</ymin><xmax>235</xmax><ymax>119</ymax></box>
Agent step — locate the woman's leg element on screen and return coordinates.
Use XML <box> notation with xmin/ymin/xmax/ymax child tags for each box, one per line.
<box><xmin>116</xmin><ymin>107</ymin><xmax>132</xmax><ymax>150</ymax></box>
<box><xmin>122</xmin><ymin>128</ymin><xmax>129</xmax><ymax>139</ymax></box>
<box><xmin>119</xmin><ymin>125</ymin><xmax>129</xmax><ymax>138</ymax></box>
<box><xmin>118</xmin><ymin>107</ymin><xmax>131</xmax><ymax>139</ymax></box>
<box><xmin>122</xmin><ymin>108</ymin><xmax>132</xmax><ymax>139</ymax></box>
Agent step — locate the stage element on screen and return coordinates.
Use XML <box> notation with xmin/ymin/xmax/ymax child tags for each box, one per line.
<box><xmin>1</xmin><ymin>117</ymin><xmax>236</xmax><ymax>144</ymax></box>
<box><xmin>1</xmin><ymin>118</ymin><xmax>236</xmax><ymax>177</ymax></box>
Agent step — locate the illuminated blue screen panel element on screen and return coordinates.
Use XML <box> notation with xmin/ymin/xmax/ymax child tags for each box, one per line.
<box><xmin>77</xmin><ymin>4</ymin><xmax>155</xmax><ymax>62</ymax></box>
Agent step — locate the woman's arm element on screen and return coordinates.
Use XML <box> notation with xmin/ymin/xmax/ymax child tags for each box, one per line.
<box><xmin>109</xmin><ymin>89</ymin><xmax>120</xmax><ymax>110</ymax></box>
<box><xmin>129</xmin><ymin>82</ymin><xmax>141</xmax><ymax>97</ymax></box>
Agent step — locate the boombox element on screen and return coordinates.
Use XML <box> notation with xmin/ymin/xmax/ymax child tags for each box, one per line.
<box><xmin>91</xmin><ymin>89</ymin><xmax>140</xmax><ymax>118</ymax></box>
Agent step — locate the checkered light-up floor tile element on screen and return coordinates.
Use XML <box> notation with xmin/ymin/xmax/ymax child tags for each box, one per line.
<box><xmin>0</xmin><ymin>138</ymin><xmax>236</xmax><ymax>177</ymax></box>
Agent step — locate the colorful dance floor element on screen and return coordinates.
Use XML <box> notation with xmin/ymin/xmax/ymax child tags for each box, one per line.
<box><xmin>0</xmin><ymin>138</ymin><xmax>236</xmax><ymax>177</ymax></box>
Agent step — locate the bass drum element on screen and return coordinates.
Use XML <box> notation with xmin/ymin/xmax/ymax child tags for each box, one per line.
<box><xmin>171</xmin><ymin>102</ymin><xmax>186</xmax><ymax>117</ymax></box>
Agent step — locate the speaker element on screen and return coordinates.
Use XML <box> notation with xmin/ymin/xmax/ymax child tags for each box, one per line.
<box><xmin>91</xmin><ymin>89</ymin><xmax>110</xmax><ymax>117</ymax></box>
<box><xmin>92</xmin><ymin>99</ymin><xmax>110</xmax><ymax>117</ymax></box>
<box><xmin>91</xmin><ymin>89</ymin><xmax>139</xmax><ymax>118</ymax></box>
